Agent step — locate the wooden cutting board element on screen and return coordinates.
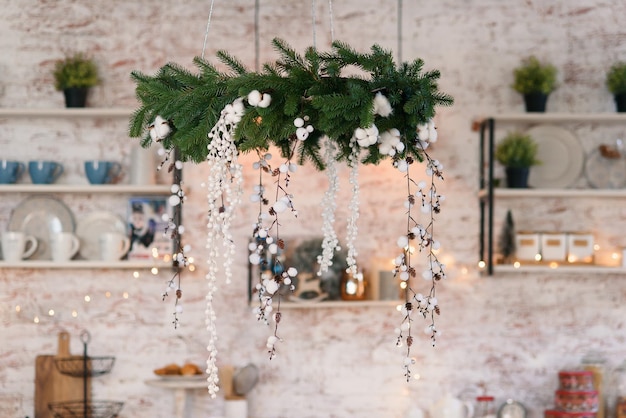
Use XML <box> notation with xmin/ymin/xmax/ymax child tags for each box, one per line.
<box><xmin>34</xmin><ymin>332</ymin><xmax>91</xmax><ymax>418</ymax></box>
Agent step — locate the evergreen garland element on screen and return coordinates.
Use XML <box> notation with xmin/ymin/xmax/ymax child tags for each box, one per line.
<box><xmin>129</xmin><ymin>38</ymin><xmax>453</xmax><ymax>167</ymax></box>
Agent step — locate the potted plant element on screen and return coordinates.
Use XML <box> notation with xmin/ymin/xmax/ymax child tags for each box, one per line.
<box><xmin>495</xmin><ymin>131</ymin><xmax>540</xmax><ymax>188</ymax></box>
<box><xmin>53</xmin><ymin>52</ymin><xmax>99</xmax><ymax>107</ymax></box>
<box><xmin>606</xmin><ymin>62</ymin><xmax>626</xmax><ymax>112</ymax></box>
<box><xmin>512</xmin><ymin>56</ymin><xmax>557</xmax><ymax>112</ymax></box>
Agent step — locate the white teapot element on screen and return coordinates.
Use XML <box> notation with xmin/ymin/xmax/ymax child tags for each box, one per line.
<box><xmin>429</xmin><ymin>393</ymin><xmax>475</xmax><ymax>418</ymax></box>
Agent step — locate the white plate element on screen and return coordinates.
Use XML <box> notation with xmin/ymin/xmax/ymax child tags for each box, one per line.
<box><xmin>7</xmin><ymin>196</ymin><xmax>75</xmax><ymax>260</ymax></box>
<box><xmin>526</xmin><ymin>125</ymin><xmax>584</xmax><ymax>188</ymax></box>
<box><xmin>585</xmin><ymin>148</ymin><xmax>626</xmax><ymax>188</ymax></box>
<box><xmin>156</xmin><ymin>374</ymin><xmax>207</xmax><ymax>381</ymax></box>
<box><xmin>76</xmin><ymin>211</ymin><xmax>127</xmax><ymax>260</ymax></box>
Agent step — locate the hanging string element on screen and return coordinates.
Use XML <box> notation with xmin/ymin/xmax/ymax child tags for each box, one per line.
<box><xmin>311</xmin><ymin>0</ymin><xmax>317</xmax><ymax>49</ymax></box>
<box><xmin>254</xmin><ymin>0</ymin><xmax>260</xmax><ymax>71</ymax></box>
<box><xmin>397</xmin><ymin>0</ymin><xmax>403</xmax><ymax>63</ymax></box>
<box><xmin>201</xmin><ymin>0</ymin><xmax>216</xmax><ymax>59</ymax></box>
<box><xmin>328</xmin><ymin>0</ymin><xmax>335</xmax><ymax>42</ymax></box>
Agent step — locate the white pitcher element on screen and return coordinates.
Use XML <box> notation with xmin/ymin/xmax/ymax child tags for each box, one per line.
<box><xmin>429</xmin><ymin>393</ymin><xmax>474</xmax><ymax>418</ymax></box>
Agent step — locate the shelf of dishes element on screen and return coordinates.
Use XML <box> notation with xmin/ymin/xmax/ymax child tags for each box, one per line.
<box><xmin>0</xmin><ymin>260</ymin><xmax>172</xmax><ymax>269</ymax></box>
<box><xmin>0</xmin><ymin>108</ymin><xmax>133</xmax><ymax>118</ymax></box>
<box><xmin>482</xmin><ymin>264</ymin><xmax>626</xmax><ymax>274</ymax></box>
<box><xmin>262</xmin><ymin>300</ymin><xmax>403</xmax><ymax>309</ymax></box>
<box><xmin>0</xmin><ymin>184</ymin><xmax>171</xmax><ymax>194</ymax></box>
<box><xmin>474</xmin><ymin>113</ymin><xmax>626</xmax><ymax>124</ymax></box>
<box><xmin>478</xmin><ymin>188</ymin><xmax>626</xmax><ymax>198</ymax></box>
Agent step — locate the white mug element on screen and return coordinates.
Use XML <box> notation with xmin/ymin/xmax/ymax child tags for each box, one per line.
<box><xmin>2</xmin><ymin>232</ymin><xmax>38</xmax><ymax>262</ymax></box>
<box><xmin>130</xmin><ymin>145</ymin><xmax>156</xmax><ymax>185</ymax></box>
<box><xmin>99</xmin><ymin>232</ymin><xmax>130</xmax><ymax>261</ymax></box>
<box><xmin>51</xmin><ymin>232</ymin><xmax>80</xmax><ymax>262</ymax></box>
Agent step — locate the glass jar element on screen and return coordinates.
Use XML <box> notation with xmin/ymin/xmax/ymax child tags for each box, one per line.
<box><xmin>476</xmin><ymin>396</ymin><xmax>495</xmax><ymax>418</ymax></box>
<box><xmin>581</xmin><ymin>351</ymin><xmax>607</xmax><ymax>418</ymax></box>
<box><xmin>613</xmin><ymin>360</ymin><xmax>626</xmax><ymax>418</ymax></box>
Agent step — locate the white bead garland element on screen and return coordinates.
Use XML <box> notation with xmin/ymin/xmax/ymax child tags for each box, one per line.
<box><xmin>345</xmin><ymin>136</ymin><xmax>360</xmax><ymax>277</ymax></box>
<box><xmin>317</xmin><ymin>136</ymin><xmax>340</xmax><ymax>276</ymax></box>
<box><xmin>204</xmin><ymin>98</ymin><xmax>244</xmax><ymax>397</ymax></box>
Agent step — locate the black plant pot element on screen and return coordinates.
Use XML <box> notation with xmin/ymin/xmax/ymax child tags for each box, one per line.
<box><xmin>505</xmin><ymin>167</ymin><xmax>530</xmax><ymax>188</ymax></box>
<box><xmin>523</xmin><ymin>92</ymin><xmax>548</xmax><ymax>112</ymax></box>
<box><xmin>63</xmin><ymin>87</ymin><xmax>89</xmax><ymax>108</ymax></box>
<box><xmin>615</xmin><ymin>93</ymin><xmax>626</xmax><ymax>113</ymax></box>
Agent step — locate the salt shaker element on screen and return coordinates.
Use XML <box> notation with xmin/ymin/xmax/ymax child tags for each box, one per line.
<box><xmin>476</xmin><ymin>396</ymin><xmax>496</xmax><ymax>418</ymax></box>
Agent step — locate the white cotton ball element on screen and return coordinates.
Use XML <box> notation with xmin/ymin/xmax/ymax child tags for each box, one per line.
<box><xmin>365</xmin><ymin>124</ymin><xmax>379</xmax><ymax>137</ymax></box>
<box><xmin>287</xmin><ymin>267</ymin><xmax>298</xmax><ymax>277</ymax></box>
<box><xmin>154</xmin><ymin>115</ymin><xmax>171</xmax><ymax>139</ymax></box>
<box><xmin>267</xmin><ymin>335</ymin><xmax>278</xmax><ymax>346</ymax></box>
<box><xmin>249</xmin><ymin>253</ymin><xmax>261</xmax><ymax>265</ymax></box>
<box><xmin>390</xmin><ymin>128</ymin><xmax>400</xmax><ymax>137</ymax></box>
<box><xmin>418</xmin><ymin>129</ymin><xmax>430</xmax><ymax>141</ymax></box>
<box><xmin>258</xmin><ymin>229</ymin><xmax>268</xmax><ymax>238</ymax></box>
<box><xmin>388</xmin><ymin>149</ymin><xmax>396</xmax><ymax>157</ymax></box>
<box><xmin>273</xmin><ymin>200</ymin><xmax>287</xmax><ymax>213</ymax></box>
<box><xmin>296</xmin><ymin>127</ymin><xmax>309</xmax><ymax>141</ymax></box>
<box><xmin>294</xmin><ymin>117</ymin><xmax>305</xmax><ymax>127</ymax></box>
<box><xmin>232</xmin><ymin>99</ymin><xmax>245</xmax><ymax>114</ymax></box>
<box><xmin>288</xmin><ymin>163</ymin><xmax>297</xmax><ymax>173</ymax></box>
<box><xmin>379</xmin><ymin>143</ymin><xmax>392</xmax><ymax>155</ymax></box>
<box><xmin>306</xmin><ymin>125</ymin><xmax>314</xmax><ymax>133</ymax></box>
<box><xmin>265</xmin><ymin>280</ymin><xmax>279</xmax><ymax>294</ymax></box>
<box><xmin>417</xmin><ymin>123</ymin><xmax>428</xmax><ymax>132</ymax></box>
<box><xmin>279</xmin><ymin>164</ymin><xmax>288</xmax><ymax>173</ymax></box>
<box><xmin>400</xmin><ymin>271</ymin><xmax>409</xmax><ymax>281</ymax></box>
<box><xmin>429</xmin><ymin>297</ymin><xmax>438</xmax><ymax>306</ymax></box>
<box><xmin>397</xmin><ymin>235</ymin><xmax>409</xmax><ymax>248</ymax></box>
<box><xmin>149</xmin><ymin>126</ymin><xmax>158</xmax><ymax>143</ymax></box>
<box><xmin>373</xmin><ymin>92</ymin><xmax>393</xmax><ymax>117</ymax></box>
<box><xmin>357</xmin><ymin>138</ymin><xmax>370</xmax><ymax>148</ymax></box>
<box><xmin>429</xmin><ymin>127</ymin><xmax>438</xmax><ymax>143</ymax></box>
<box><xmin>169</xmin><ymin>195</ymin><xmax>181</xmax><ymax>206</ymax></box>
<box><xmin>395</xmin><ymin>142</ymin><xmax>405</xmax><ymax>152</ymax></box>
<box><xmin>268</xmin><ymin>243</ymin><xmax>278</xmax><ymax>254</ymax></box>
<box><xmin>247</xmin><ymin>90</ymin><xmax>262</xmax><ymax>106</ymax></box>
<box><xmin>354</xmin><ymin>128</ymin><xmax>367</xmax><ymax>140</ymax></box>
<box><xmin>397</xmin><ymin>160</ymin><xmax>408</xmax><ymax>172</ymax></box>
<box><xmin>284</xmin><ymin>277</ymin><xmax>292</xmax><ymax>285</ymax></box>
<box><xmin>394</xmin><ymin>256</ymin><xmax>404</xmax><ymax>266</ymax></box>
<box><xmin>248</xmin><ymin>242</ymin><xmax>258</xmax><ymax>251</ymax></box>
<box><xmin>258</xmin><ymin>93</ymin><xmax>272</xmax><ymax>108</ymax></box>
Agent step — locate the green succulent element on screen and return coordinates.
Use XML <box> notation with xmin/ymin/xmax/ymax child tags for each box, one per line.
<box><xmin>495</xmin><ymin>132</ymin><xmax>540</xmax><ymax>168</ymax></box>
<box><xmin>606</xmin><ymin>62</ymin><xmax>626</xmax><ymax>94</ymax></box>
<box><xmin>53</xmin><ymin>52</ymin><xmax>100</xmax><ymax>90</ymax></box>
<box><xmin>512</xmin><ymin>56</ymin><xmax>557</xmax><ymax>95</ymax></box>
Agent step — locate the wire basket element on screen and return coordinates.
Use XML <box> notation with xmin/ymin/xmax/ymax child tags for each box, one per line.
<box><xmin>54</xmin><ymin>356</ymin><xmax>116</xmax><ymax>377</ymax></box>
<box><xmin>48</xmin><ymin>400</ymin><xmax>124</xmax><ymax>418</ymax></box>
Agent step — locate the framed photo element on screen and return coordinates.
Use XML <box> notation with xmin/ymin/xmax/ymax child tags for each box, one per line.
<box><xmin>126</xmin><ymin>196</ymin><xmax>172</xmax><ymax>261</ymax></box>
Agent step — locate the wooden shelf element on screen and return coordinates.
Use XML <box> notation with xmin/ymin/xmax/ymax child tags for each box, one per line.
<box><xmin>485</xmin><ymin>264</ymin><xmax>625</xmax><ymax>274</ymax></box>
<box><xmin>475</xmin><ymin>113</ymin><xmax>626</xmax><ymax>124</ymax></box>
<box><xmin>276</xmin><ymin>300</ymin><xmax>403</xmax><ymax>309</ymax></box>
<box><xmin>0</xmin><ymin>108</ymin><xmax>133</xmax><ymax>118</ymax></box>
<box><xmin>0</xmin><ymin>184</ymin><xmax>171</xmax><ymax>194</ymax></box>
<box><xmin>478</xmin><ymin>188</ymin><xmax>626</xmax><ymax>198</ymax></box>
<box><xmin>0</xmin><ymin>260</ymin><xmax>173</xmax><ymax>269</ymax></box>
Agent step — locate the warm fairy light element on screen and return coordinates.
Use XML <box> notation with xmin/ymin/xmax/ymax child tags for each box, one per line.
<box><xmin>594</xmin><ymin>244</ymin><xmax>601</xmax><ymax>251</ymax></box>
<box><xmin>133</xmin><ymin>271</ymin><xmax>140</xmax><ymax>278</ymax></box>
<box><xmin>84</xmin><ymin>295</ymin><xmax>91</xmax><ymax>302</ymax></box>
<box><xmin>478</xmin><ymin>260</ymin><xmax>486</xmax><ymax>269</ymax></box>
<box><xmin>413</xmin><ymin>373</ymin><xmax>421</xmax><ymax>381</ymax></box>
<box><xmin>396</xmin><ymin>304</ymin><xmax>403</xmax><ymax>311</ymax></box>
<box><xmin>567</xmin><ymin>255</ymin><xmax>577</xmax><ymax>263</ymax></box>
<box><xmin>163</xmin><ymin>253</ymin><xmax>172</xmax><ymax>262</ymax></box>
<box><xmin>48</xmin><ymin>309</ymin><xmax>54</xmax><ymax>316</ymax></box>
<box><xmin>105</xmin><ymin>291</ymin><xmax>111</xmax><ymax>298</ymax></box>
<box><xmin>461</xmin><ymin>267</ymin><xmax>468</xmax><ymax>275</ymax></box>
<box><xmin>534</xmin><ymin>253</ymin><xmax>542</xmax><ymax>261</ymax></box>
<box><xmin>549</xmin><ymin>262</ymin><xmax>559</xmax><ymax>269</ymax></box>
<box><xmin>123</xmin><ymin>292</ymin><xmax>129</xmax><ymax>299</ymax></box>
<box><xmin>151</xmin><ymin>267</ymin><xmax>159</xmax><ymax>275</ymax></box>
<box><xmin>612</xmin><ymin>252</ymin><xmax>619</xmax><ymax>260</ymax></box>
<box><xmin>151</xmin><ymin>247</ymin><xmax>159</xmax><ymax>257</ymax></box>
<box><xmin>188</xmin><ymin>257</ymin><xmax>195</xmax><ymax>263</ymax></box>
<box><xmin>513</xmin><ymin>261</ymin><xmax>521</xmax><ymax>268</ymax></box>
<box><xmin>188</xmin><ymin>264</ymin><xmax>196</xmax><ymax>272</ymax></box>
<box><xmin>400</xmin><ymin>281</ymin><xmax>407</xmax><ymax>289</ymax></box>
<box><xmin>15</xmin><ymin>305</ymin><xmax>21</xmax><ymax>313</ymax></box>
<box><xmin>71</xmin><ymin>310</ymin><xmax>78</xmax><ymax>318</ymax></box>
<box><xmin>33</xmin><ymin>316</ymin><xmax>39</xmax><ymax>323</ymax></box>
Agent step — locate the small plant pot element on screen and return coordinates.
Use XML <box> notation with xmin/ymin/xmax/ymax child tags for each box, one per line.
<box><xmin>614</xmin><ymin>93</ymin><xmax>626</xmax><ymax>112</ymax></box>
<box><xmin>63</xmin><ymin>87</ymin><xmax>89</xmax><ymax>108</ymax></box>
<box><xmin>523</xmin><ymin>92</ymin><xmax>548</xmax><ymax>112</ymax></box>
<box><xmin>505</xmin><ymin>167</ymin><xmax>530</xmax><ymax>188</ymax></box>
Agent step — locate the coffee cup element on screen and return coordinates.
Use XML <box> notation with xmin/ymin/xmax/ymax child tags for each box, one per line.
<box><xmin>29</xmin><ymin>160</ymin><xmax>64</xmax><ymax>184</ymax></box>
<box><xmin>85</xmin><ymin>160</ymin><xmax>122</xmax><ymax>185</ymax></box>
<box><xmin>98</xmin><ymin>232</ymin><xmax>130</xmax><ymax>261</ymax></box>
<box><xmin>2</xmin><ymin>232</ymin><xmax>38</xmax><ymax>262</ymax></box>
<box><xmin>0</xmin><ymin>160</ymin><xmax>25</xmax><ymax>184</ymax></box>
<box><xmin>51</xmin><ymin>232</ymin><xmax>80</xmax><ymax>262</ymax></box>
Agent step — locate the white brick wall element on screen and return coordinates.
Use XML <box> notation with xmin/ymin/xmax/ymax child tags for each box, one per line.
<box><xmin>1</xmin><ymin>1</ymin><xmax>625</xmax><ymax>417</ymax></box>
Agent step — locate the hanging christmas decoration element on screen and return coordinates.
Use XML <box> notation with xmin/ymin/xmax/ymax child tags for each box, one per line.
<box><xmin>129</xmin><ymin>37</ymin><xmax>452</xmax><ymax>394</ymax></box>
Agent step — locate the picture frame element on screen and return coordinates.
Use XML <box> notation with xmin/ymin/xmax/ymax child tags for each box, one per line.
<box><xmin>126</xmin><ymin>196</ymin><xmax>172</xmax><ymax>261</ymax></box>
